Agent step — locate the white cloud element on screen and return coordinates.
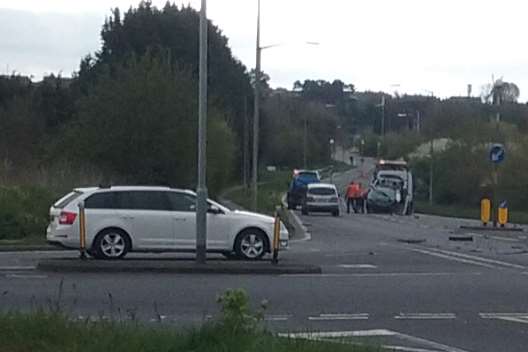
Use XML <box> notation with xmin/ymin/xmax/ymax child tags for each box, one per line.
<box><xmin>0</xmin><ymin>0</ymin><xmax>526</xmax><ymax>100</ymax></box>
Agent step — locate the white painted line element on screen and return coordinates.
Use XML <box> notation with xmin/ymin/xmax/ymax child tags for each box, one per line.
<box><xmin>426</xmin><ymin>247</ymin><xmax>526</xmax><ymax>270</ymax></box>
<box><xmin>265</xmin><ymin>314</ymin><xmax>291</xmax><ymax>321</ymax></box>
<box><xmin>309</xmin><ymin>313</ymin><xmax>369</xmax><ymax>321</ymax></box>
<box><xmin>5</xmin><ymin>274</ymin><xmax>47</xmax><ymax>279</ymax></box>
<box><xmin>282</xmin><ymin>272</ymin><xmax>482</xmax><ymax>278</ymax></box>
<box><xmin>394</xmin><ymin>313</ymin><xmax>456</xmax><ymax>320</ymax></box>
<box><xmin>480</xmin><ymin>313</ymin><xmax>528</xmax><ymax>324</ymax></box>
<box><xmin>407</xmin><ymin>247</ymin><xmax>496</xmax><ymax>268</ymax></box>
<box><xmin>394</xmin><ymin>331</ymin><xmax>470</xmax><ymax>352</ymax></box>
<box><xmin>279</xmin><ymin>329</ymin><xmax>395</xmax><ymax>339</ymax></box>
<box><xmin>338</xmin><ymin>264</ymin><xmax>377</xmax><ymax>269</ymax></box>
<box><xmin>0</xmin><ymin>266</ymin><xmax>36</xmax><ymax>271</ymax></box>
<box><xmin>383</xmin><ymin>345</ymin><xmax>444</xmax><ymax>352</ymax></box>
<box><xmin>280</xmin><ymin>329</ymin><xmax>469</xmax><ymax>352</ymax></box>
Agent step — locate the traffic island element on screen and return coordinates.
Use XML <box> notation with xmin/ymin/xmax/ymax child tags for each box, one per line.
<box><xmin>459</xmin><ymin>225</ymin><xmax>524</xmax><ymax>232</ymax></box>
<box><xmin>37</xmin><ymin>258</ymin><xmax>322</xmax><ymax>275</ymax></box>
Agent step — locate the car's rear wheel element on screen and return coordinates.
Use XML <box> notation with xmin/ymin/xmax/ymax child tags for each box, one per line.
<box><xmin>93</xmin><ymin>228</ymin><xmax>130</xmax><ymax>260</ymax></box>
<box><xmin>301</xmin><ymin>206</ymin><xmax>309</xmax><ymax>215</ymax></box>
<box><xmin>332</xmin><ymin>209</ymin><xmax>340</xmax><ymax>217</ymax></box>
<box><xmin>235</xmin><ymin>229</ymin><xmax>268</xmax><ymax>260</ymax></box>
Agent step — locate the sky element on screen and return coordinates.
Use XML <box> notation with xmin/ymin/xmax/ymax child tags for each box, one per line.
<box><xmin>0</xmin><ymin>0</ymin><xmax>527</xmax><ymax>101</ymax></box>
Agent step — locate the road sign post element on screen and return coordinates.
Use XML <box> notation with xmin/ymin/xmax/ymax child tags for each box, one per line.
<box><xmin>489</xmin><ymin>144</ymin><xmax>505</xmax><ymax>228</ymax></box>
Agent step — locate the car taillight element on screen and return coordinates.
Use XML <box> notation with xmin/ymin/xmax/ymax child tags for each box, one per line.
<box><xmin>59</xmin><ymin>211</ymin><xmax>77</xmax><ymax>225</ymax></box>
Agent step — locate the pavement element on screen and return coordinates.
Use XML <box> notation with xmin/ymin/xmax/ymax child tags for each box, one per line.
<box><xmin>2</xmin><ymin>161</ymin><xmax>528</xmax><ymax>351</ymax></box>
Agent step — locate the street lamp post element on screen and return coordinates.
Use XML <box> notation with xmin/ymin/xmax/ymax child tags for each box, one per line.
<box><xmin>251</xmin><ymin>0</ymin><xmax>261</xmax><ymax>211</ymax></box>
<box><xmin>196</xmin><ymin>0</ymin><xmax>208</xmax><ymax>264</ymax></box>
<box><xmin>251</xmin><ymin>0</ymin><xmax>318</xmax><ymax>210</ymax></box>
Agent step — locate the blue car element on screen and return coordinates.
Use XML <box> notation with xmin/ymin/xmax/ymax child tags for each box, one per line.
<box><xmin>287</xmin><ymin>170</ymin><xmax>321</xmax><ymax>209</ymax></box>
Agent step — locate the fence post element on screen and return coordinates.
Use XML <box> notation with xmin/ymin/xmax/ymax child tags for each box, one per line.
<box><xmin>78</xmin><ymin>201</ymin><xmax>87</xmax><ymax>260</ymax></box>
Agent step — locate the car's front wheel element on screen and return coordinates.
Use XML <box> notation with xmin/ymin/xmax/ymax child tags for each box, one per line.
<box><xmin>234</xmin><ymin>229</ymin><xmax>268</xmax><ymax>260</ymax></box>
<box><xmin>93</xmin><ymin>228</ymin><xmax>130</xmax><ymax>260</ymax></box>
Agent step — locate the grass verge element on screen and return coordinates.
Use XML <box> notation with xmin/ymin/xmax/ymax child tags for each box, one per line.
<box><xmin>224</xmin><ymin>170</ymin><xmax>291</xmax><ymax>215</ymax></box>
<box><xmin>0</xmin><ymin>312</ymin><xmax>381</xmax><ymax>352</ymax></box>
<box><xmin>415</xmin><ymin>200</ymin><xmax>528</xmax><ymax>224</ymax></box>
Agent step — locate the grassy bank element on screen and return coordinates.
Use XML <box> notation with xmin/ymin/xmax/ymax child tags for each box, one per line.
<box><xmin>415</xmin><ymin>201</ymin><xmax>528</xmax><ymax>224</ymax></box>
<box><xmin>0</xmin><ymin>313</ymin><xmax>380</xmax><ymax>352</ymax></box>
<box><xmin>224</xmin><ymin>170</ymin><xmax>291</xmax><ymax>215</ymax></box>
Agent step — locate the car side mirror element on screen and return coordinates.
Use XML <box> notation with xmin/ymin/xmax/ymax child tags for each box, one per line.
<box><xmin>207</xmin><ymin>205</ymin><xmax>224</xmax><ymax>215</ymax></box>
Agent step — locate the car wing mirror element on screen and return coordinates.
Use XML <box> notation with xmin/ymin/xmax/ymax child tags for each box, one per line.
<box><xmin>207</xmin><ymin>205</ymin><xmax>224</xmax><ymax>215</ymax></box>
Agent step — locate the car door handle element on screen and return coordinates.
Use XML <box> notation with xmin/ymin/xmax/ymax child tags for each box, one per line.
<box><xmin>120</xmin><ymin>216</ymin><xmax>134</xmax><ymax>220</ymax></box>
<box><xmin>174</xmin><ymin>217</ymin><xmax>187</xmax><ymax>222</ymax></box>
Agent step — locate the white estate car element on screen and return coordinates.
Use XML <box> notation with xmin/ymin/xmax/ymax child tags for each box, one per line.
<box><xmin>46</xmin><ymin>186</ymin><xmax>289</xmax><ymax>260</ymax></box>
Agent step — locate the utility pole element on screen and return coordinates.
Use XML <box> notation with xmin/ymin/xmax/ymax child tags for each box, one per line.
<box><xmin>196</xmin><ymin>0</ymin><xmax>208</xmax><ymax>264</ymax></box>
<box><xmin>381</xmin><ymin>97</ymin><xmax>385</xmax><ymax>136</ymax></box>
<box><xmin>303</xmin><ymin>115</ymin><xmax>307</xmax><ymax>168</ymax></box>
<box><xmin>429</xmin><ymin>139</ymin><xmax>434</xmax><ymax>205</ymax></box>
<box><xmin>243</xmin><ymin>96</ymin><xmax>249</xmax><ymax>191</ymax></box>
<box><xmin>251</xmin><ymin>0</ymin><xmax>261</xmax><ymax>211</ymax></box>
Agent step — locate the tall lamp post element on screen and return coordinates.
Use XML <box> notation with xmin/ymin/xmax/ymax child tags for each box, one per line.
<box><xmin>251</xmin><ymin>0</ymin><xmax>318</xmax><ymax>210</ymax></box>
<box><xmin>251</xmin><ymin>0</ymin><xmax>261</xmax><ymax>211</ymax></box>
<box><xmin>196</xmin><ymin>0</ymin><xmax>208</xmax><ymax>264</ymax></box>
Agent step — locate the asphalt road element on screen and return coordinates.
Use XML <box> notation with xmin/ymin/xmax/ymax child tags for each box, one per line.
<box><xmin>1</xmin><ymin>164</ymin><xmax>528</xmax><ymax>351</ymax></box>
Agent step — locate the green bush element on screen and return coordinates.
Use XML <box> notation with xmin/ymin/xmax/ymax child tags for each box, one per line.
<box><xmin>0</xmin><ymin>186</ymin><xmax>55</xmax><ymax>239</ymax></box>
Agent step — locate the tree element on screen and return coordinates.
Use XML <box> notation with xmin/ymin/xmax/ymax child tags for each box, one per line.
<box><xmin>481</xmin><ymin>79</ymin><xmax>520</xmax><ymax>104</ymax></box>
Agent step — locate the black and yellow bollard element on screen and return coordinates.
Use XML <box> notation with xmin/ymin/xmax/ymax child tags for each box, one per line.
<box><xmin>272</xmin><ymin>208</ymin><xmax>281</xmax><ymax>265</ymax></box>
<box><xmin>78</xmin><ymin>201</ymin><xmax>87</xmax><ymax>260</ymax></box>
<box><xmin>498</xmin><ymin>201</ymin><xmax>508</xmax><ymax>228</ymax></box>
<box><xmin>480</xmin><ymin>198</ymin><xmax>491</xmax><ymax>227</ymax></box>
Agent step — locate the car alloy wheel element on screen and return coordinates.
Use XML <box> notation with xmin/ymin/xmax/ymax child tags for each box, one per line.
<box><xmin>237</xmin><ymin>230</ymin><xmax>266</xmax><ymax>260</ymax></box>
<box><xmin>94</xmin><ymin>229</ymin><xmax>130</xmax><ymax>259</ymax></box>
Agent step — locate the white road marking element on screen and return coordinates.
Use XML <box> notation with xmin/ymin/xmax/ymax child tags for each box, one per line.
<box><xmin>281</xmin><ymin>272</ymin><xmax>482</xmax><ymax>278</ymax></box>
<box><xmin>279</xmin><ymin>329</ymin><xmax>395</xmax><ymax>338</ymax></box>
<box><xmin>425</xmin><ymin>247</ymin><xmax>526</xmax><ymax>270</ymax></box>
<box><xmin>407</xmin><ymin>247</ymin><xmax>496</xmax><ymax>268</ymax></box>
<box><xmin>338</xmin><ymin>264</ymin><xmax>377</xmax><ymax>269</ymax></box>
<box><xmin>0</xmin><ymin>266</ymin><xmax>36</xmax><ymax>271</ymax></box>
<box><xmin>308</xmin><ymin>313</ymin><xmax>369</xmax><ymax>321</ymax></box>
<box><xmin>470</xmin><ymin>233</ymin><xmax>520</xmax><ymax>243</ymax></box>
<box><xmin>5</xmin><ymin>274</ymin><xmax>47</xmax><ymax>279</ymax></box>
<box><xmin>480</xmin><ymin>313</ymin><xmax>528</xmax><ymax>324</ymax></box>
<box><xmin>383</xmin><ymin>346</ymin><xmax>444</xmax><ymax>352</ymax></box>
<box><xmin>394</xmin><ymin>313</ymin><xmax>456</xmax><ymax>320</ymax></box>
<box><xmin>264</xmin><ymin>314</ymin><xmax>291</xmax><ymax>321</ymax></box>
<box><xmin>281</xmin><ymin>329</ymin><xmax>469</xmax><ymax>352</ymax></box>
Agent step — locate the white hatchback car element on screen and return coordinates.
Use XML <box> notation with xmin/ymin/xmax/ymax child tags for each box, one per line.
<box><xmin>46</xmin><ymin>186</ymin><xmax>289</xmax><ymax>260</ymax></box>
<box><xmin>301</xmin><ymin>183</ymin><xmax>340</xmax><ymax>216</ymax></box>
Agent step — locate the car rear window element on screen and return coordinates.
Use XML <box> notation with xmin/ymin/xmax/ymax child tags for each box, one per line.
<box><xmin>85</xmin><ymin>192</ymin><xmax>117</xmax><ymax>209</ymax></box>
<box><xmin>297</xmin><ymin>172</ymin><xmax>320</xmax><ymax>183</ymax></box>
<box><xmin>53</xmin><ymin>191</ymin><xmax>83</xmax><ymax>209</ymax></box>
<box><xmin>308</xmin><ymin>188</ymin><xmax>336</xmax><ymax>196</ymax></box>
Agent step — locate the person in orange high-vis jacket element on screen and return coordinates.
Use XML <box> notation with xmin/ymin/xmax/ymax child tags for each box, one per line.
<box><xmin>345</xmin><ymin>181</ymin><xmax>361</xmax><ymax>213</ymax></box>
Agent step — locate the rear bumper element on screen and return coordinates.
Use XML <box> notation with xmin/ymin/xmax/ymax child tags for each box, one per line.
<box><xmin>305</xmin><ymin>203</ymin><xmax>339</xmax><ymax>212</ymax></box>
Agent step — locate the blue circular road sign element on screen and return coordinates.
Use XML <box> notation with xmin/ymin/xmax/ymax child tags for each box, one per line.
<box><xmin>489</xmin><ymin>144</ymin><xmax>505</xmax><ymax>164</ymax></box>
